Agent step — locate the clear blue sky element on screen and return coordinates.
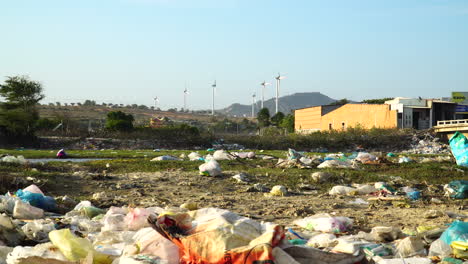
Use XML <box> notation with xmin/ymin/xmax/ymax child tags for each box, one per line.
<box><xmin>1</xmin><ymin>0</ymin><xmax>467</xmax><ymax>110</ymax></box>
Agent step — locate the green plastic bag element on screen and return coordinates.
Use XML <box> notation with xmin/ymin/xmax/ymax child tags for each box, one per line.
<box><xmin>449</xmin><ymin>132</ymin><xmax>468</xmax><ymax>167</ymax></box>
<box><xmin>49</xmin><ymin>229</ymin><xmax>113</xmax><ymax>264</ymax></box>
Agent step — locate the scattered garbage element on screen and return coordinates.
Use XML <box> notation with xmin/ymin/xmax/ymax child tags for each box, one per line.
<box><xmin>317</xmin><ymin>160</ymin><xmax>355</xmax><ymax>169</ymax></box>
<box><xmin>233</xmin><ymin>151</ymin><xmax>255</xmax><ymax>159</ymax></box>
<box><xmin>307</xmin><ymin>233</ymin><xmax>337</xmax><ymax>248</ymax></box>
<box><xmin>232</xmin><ymin>172</ymin><xmax>250</xmax><ymax>183</ymax></box>
<box><xmin>329</xmin><ymin>184</ymin><xmax>376</xmax><ymax>196</ymax></box>
<box><xmin>0</xmin><ymin>143</ymin><xmax>466</xmax><ymax>264</ymax></box>
<box><xmin>399</xmin><ymin>156</ymin><xmax>412</xmax><ymax>163</ymax></box>
<box><xmin>404</xmin><ymin>133</ymin><xmax>449</xmax><ymax>155</ymax></box>
<box><xmin>0</xmin><ymin>155</ymin><xmax>27</xmax><ymax>165</ymax></box>
<box><xmin>348</xmin><ymin>198</ymin><xmax>369</xmax><ymax>205</ymax></box>
<box><xmin>15</xmin><ymin>185</ymin><xmax>57</xmax><ymax>211</ymax></box>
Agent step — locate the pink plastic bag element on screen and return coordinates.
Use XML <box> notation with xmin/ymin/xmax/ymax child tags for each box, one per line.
<box><xmin>124</xmin><ymin>208</ymin><xmax>152</xmax><ymax>231</ymax></box>
<box><xmin>23</xmin><ymin>184</ymin><xmax>44</xmax><ymax>195</ymax></box>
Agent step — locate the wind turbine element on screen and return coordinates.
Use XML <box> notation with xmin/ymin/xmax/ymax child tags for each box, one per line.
<box><xmin>260</xmin><ymin>81</ymin><xmax>271</xmax><ymax>109</ymax></box>
<box><xmin>183</xmin><ymin>84</ymin><xmax>189</xmax><ymax>111</ymax></box>
<box><xmin>153</xmin><ymin>96</ymin><xmax>159</xmax><ymax>110</ymax></box>
<box><xmin>275</xmin><ymin>73</ymin><xmax>286</xmax><ymax>114</ymax></box>
<box><xmin>251</xmin><ymin>93</ymin><xmax>256</xmax><ymax>118</ymax></box>
<box><xmin>211</xmin><ymin>80</ymin><xmax>216</xmax><ymax>115</ymax></box>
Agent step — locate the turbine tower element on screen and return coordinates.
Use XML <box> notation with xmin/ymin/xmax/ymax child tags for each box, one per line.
<box><xmin>211</xmin><ymin>80</ymin><xmax>216</xmax><ymax>116</ymax></box>
<box><xmin>251</xmin><ymin>93</ymin><xmax>256</xmax><ymax>118</ymax></box>
<box><xmin>275</xmin><ymin>73</ymin><xmax>286</xmax><ymax>114</ymax></box>
<box><xmin>260</xmin><ymin>81</ymin><xmax>271</xmax><ymax>109</ymax></box>
<box><xmin>153</xmin><ymin>96</ymin><xmax>159</xmax><ymax>110</ymax></box>
<box><xmin>183</xmin><ymin>85</ymin><xmax>189</xmax><ymax>111</ymax></box>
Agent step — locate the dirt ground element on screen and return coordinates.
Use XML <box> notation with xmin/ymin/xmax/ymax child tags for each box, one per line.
<box><xmin>47</xmin><ymin>169</ymin><xmax>467</xmax><ymax>233</ymax></box>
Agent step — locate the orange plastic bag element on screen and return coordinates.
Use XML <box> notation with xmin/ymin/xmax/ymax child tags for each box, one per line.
<box><xmin>149</xmin><ymin>210</ymin><xmax>285</xmax><ymax>264</ymax></box>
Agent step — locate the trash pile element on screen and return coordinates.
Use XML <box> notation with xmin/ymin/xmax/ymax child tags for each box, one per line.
<box><xmin>0</xmin><ymin>180</ymin><xmax>466</xmax><ymax>264</ymax></box>
<box><xmin>403</xmin><ymin>134</ymin><xmax>449</xmax><ymax>155</ymax></box>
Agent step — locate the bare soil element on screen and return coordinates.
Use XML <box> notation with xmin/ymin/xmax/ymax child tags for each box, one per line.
<box><xmin>46</xmin><ymin>169</ymin><xmax>466</xmax><ymax>233</ymax></box>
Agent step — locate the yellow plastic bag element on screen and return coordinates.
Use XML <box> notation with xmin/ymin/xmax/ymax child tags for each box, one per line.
<box><xmin>49</xmin><ymin>229</ymin><xmax>114</xmax><ymax>264</ymax></box>
<box><xmin>451</xmin><ymin>241</ymin><xmax>468</xmax><ymax>259</ymax></box>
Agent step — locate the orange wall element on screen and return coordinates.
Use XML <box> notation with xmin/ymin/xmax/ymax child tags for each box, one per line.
<box><xmin>295</xmin><ymin>106</ymin><xmax>322</xmax><ymax>130</ymax></box>
<box><xmin>295</xmin><ymin>104</ymin><xmax>398</xmax><ymax>131</ymax></box>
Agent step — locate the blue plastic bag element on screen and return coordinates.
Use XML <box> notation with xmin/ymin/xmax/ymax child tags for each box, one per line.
<box><xmin>407</xmin><ymin>191</ymin><xmax>421</xmax><ymax>200</ymax></box>
<box><xmin>447</xmin><ymin>180</ymin><xmax>468</xmax><ymax>199</ymax></box>
<box><xmin>449</xmin><ymin>132</ymin><xmax>468</xmax><ymax>167</ymax></box>
<box><xmin>16</xmin><ymin>189</ymin><xmax>57</xmax><ymax>211</ymax></box>
<box><xmin>440</xmin><ymin>221</ymin><xmax>468</xmax><ymax>245</ymax></box>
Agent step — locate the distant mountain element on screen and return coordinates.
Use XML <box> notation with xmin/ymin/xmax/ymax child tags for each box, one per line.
<box><xmin>220</xmin><ymin>92</ymin><xmax>336</xmax><ymax>116</ymax></box>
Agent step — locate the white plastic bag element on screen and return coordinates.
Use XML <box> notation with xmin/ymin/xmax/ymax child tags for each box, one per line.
<box><xmin>6</xmin><ymin>242</ymin><xmax>69</xmax><ymax>264</ymax></box>
<box><xmin>355</xmin><ymin>184</ymin><xmax>377</xmax><ymax>195</ymax></box>
<box><xmin>199</xmin><ymin>160</ymin><xmax>222</xmax><ymax>176</ymax></box>
<box><xmin>151</xmin><ymin>156</ymin><xmax>180</xmax><ymax>161</ymax></box>
<box><xmin>307</xmin><ymin>233</ymin><xmax>337</xmax><ymax>248</ymax></box>
<box><xmin>356</xmin><ymin>152</ymin><xmax>377</xmax><ymax>163</ymax></box>
<box><xmin>395</xmin><ymin>237</ymin><xmax>426</xmax><ymax>258</ymax></box>
<box><xmin>124</xmin><ymin>208</ymin><xmax>153</xmax><ymax>231</ymax></box>
<box><xmin>213</xmin><ymin>150</ymin><xmax>234</xmax><ymax>161</ymax></box>
<box><xmin>122</xmin><ymin>227</ymin><xmax>179</xmax><ymax>264</ymax></box>
<box><xmin>428</xmin><ymin>238</ymin><xmax>451</xmax><ymax>257</ymax></box>
<box><xmin>13</xmin><ymin>200</ymin><xmax>44</xmax><ymax>219</ymax></box>
<box><xmin>329</xmin><ymin>186</ymin><xmax>356</xmax><ymax>195</ymax></box>
<box><xmin>188</xmin><ymin>152</ymin><xmax>202</xmax><ymax>161</ymax></box>
<box><xmin>294</xmin><ymin>214</ymin><xmax>353</xmax><ymax>233</ymax></box>
<box><xmin>102</xmin><ymin>213</ymin><xmax>126</xmax><ymax>232</ymax></box>
<box><xmin>1</xmin><ymin>155</ymin><xmax>27</xmax><ymax>165</ymax></box>
<box><xmin>21</xmin><ymin>219</ymin><xmax>56</xmax><ymax>242</ymax></box>
<box><xmin>318</xmin><ymin>160</ymin><xmax>353</xmax><ymax>169</ymax></box>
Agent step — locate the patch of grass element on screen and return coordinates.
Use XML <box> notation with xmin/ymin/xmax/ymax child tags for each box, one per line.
<box><xmin>1</xmin><ymin>149</ymin><xmax>466</xmax><ymax>195</ymax></box>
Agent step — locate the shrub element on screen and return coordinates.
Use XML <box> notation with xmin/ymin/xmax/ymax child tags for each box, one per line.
<box><xmin>105</xmin><ymin>111</ymin><xmax>134</xmax><ymax>132</ymax></box>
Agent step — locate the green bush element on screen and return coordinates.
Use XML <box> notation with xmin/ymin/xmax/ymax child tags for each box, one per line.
<box><xmin>223</xmin><ymin>128</ymin><xmax>412</xmax><ymax>150</ymax></box>
<box><xmin>36</xmin><ymin>118</ymin><xmax>61</xmax><ymax>130</ymax></box>
<box><xmin>105</xmin><ymin>111</ymin><xmax>134</xmax><ymax>132</ymax></box>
